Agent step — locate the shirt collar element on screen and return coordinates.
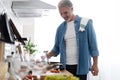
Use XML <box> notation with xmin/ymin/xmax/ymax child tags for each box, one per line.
<box><xmin>74</xmin><ymin>15</ymin><xmax>81</xmax><ymax>23</ymax></box>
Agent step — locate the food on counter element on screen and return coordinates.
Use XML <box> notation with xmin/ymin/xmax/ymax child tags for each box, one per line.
<box><xmin>23</xmin><ymin>70</ymin><xmax>32</xmax><ymax>80</ymax></box>
<box><xmin>50</xmin><ymin>69</ymin><xmax>61</xmax><ymax>73</ymax></box>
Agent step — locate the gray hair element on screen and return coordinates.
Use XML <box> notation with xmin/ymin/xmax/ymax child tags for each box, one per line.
<box><xmin>58</xmin><ymin>0</ymin><xmax>73</xmax><ymax>8</ymax></box>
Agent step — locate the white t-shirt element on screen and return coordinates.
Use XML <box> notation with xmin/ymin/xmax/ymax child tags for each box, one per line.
<box><xmin>64</xmin><ymin>21</ymin><xmax>78</xmax><ymax>65</ymax></box>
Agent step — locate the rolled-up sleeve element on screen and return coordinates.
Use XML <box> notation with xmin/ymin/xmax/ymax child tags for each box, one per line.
<box><xmin>87</xmin><ymin>19</ymin><xmax>99</xmax><ymax>57</ymax></box>
<box><xmin>51</xmin><ymin>28</ymin><xmax>60</xmax><ymax>56</ymax></box>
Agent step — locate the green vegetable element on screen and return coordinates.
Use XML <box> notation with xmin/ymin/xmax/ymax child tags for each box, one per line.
<box><xmin>45</xmin><ymin>75</ymin><xmax>79</xmax><ymax>80</ymax></box>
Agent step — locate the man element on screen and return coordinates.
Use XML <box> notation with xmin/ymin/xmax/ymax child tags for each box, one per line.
<box><xmin>47</xmin><ymin>0</ymin><xmax>99</xmax><ymax>80</ymax></box>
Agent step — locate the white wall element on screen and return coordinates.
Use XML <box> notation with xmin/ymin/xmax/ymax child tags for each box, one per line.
<box><xmin>34</xmin><ymin>10</ymin><xmax>61</xmax><ymax>61</ymax></box>
<box><xmin>21</xmin><ymin>18</ymin><xmax>35</xmax><ymax>42</ymax></box>
<box><xmin>34</xmin><ymin>0</ymin><xmax>120</xmax><ymax>80</ymax></box>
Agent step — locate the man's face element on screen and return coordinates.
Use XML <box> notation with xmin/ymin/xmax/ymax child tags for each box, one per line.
<box><xmin>59</xmin><ymin>6</ymin><xmax>73</xmax><ymax>22</ymax></box>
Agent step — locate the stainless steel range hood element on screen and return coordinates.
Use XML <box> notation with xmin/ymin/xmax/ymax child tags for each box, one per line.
<box><xmin>11</xmin><ymin>0</ymin><xmax>56</xmax><ymax>17</ymax></box>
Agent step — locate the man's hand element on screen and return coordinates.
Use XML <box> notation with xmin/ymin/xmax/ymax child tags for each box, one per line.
<box><xmin>46</xmin><ymin>51</ymin><xmax>55</xmax><ymax>59</ymax></box>
<box><xmin>91</xmin><ymin>63</ymin><xmax>99</xmax><ymax>76</ymax></box>
<box><xmin>91</xmin><ymin>56</ymin><xmax>99</xmax><ymax>76</ymax></box>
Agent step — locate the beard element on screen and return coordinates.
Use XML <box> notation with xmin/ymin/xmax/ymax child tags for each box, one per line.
<box><xmin>64</xmin><ymin>17</ymin><xmax>71</xmax><ymax>22</ymax></box>
<box><xmin>64</xmin><ymin>15</ymin><xmax>74</xmax><ymax>22</ymax></box>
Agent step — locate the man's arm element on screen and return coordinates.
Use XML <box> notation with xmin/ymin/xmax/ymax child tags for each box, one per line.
<box><xmin>91</xmin><ymin>56</ymin><xmax>99</xmax><ymax>76</ymax></box>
